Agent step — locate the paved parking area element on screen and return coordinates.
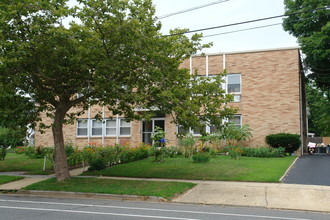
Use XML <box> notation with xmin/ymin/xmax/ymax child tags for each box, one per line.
<box><xmin>282</xmin><ymin>155</ymin><xmax>330</xmax><ymax>186</ymax></box>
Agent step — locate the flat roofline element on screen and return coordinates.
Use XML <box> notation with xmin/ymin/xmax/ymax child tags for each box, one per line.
<box><xmin>192</xmin><ymin>46</ymin><xmax>300</xmax><ymax>57</ymax></box>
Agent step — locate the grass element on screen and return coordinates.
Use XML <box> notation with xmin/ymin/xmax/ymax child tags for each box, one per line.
<box><xmin>0</xmin><ymin>153</ymin><xmax>53</xmax><ymax>175</ymax></box>
<box><xmin>24</xmin><ymin>177</ymin><xmax>196</xmax><ymax>199</ymax></box>
<box><xmin>84</xmin><ymin>156</ymin><xmax>296</xmax><ymax>182</ymax></box>
<box><xmin>0</xmin><ymin>175</ymin><xmax>24</xmax><ymax>185</ymax></box>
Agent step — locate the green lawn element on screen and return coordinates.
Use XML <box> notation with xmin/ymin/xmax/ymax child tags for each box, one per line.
<box><xmin>0</xmin><ymin>153</ymin><xmax>53</xmax><ymax>175</ymax></box>
<box><xmin>85</xmin><ymin>156</ymin><xmax>296</xmax><ymax>182</ymax></box>
<box><xmin>24</xmin><ymin>177</ymin><xmax>196</xmax><ymax>199</ymax></box>
<box><xmin>0</xmin><ymin>175</ymin><xmax>24</xmax><ymax>185</ymax></box>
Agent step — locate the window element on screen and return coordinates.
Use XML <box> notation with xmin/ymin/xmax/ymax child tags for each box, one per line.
<box><xmin>227</xmin><ymin>74</ymin><xmax>241</xmax><ymax>93</ymax></box>
<box><xmin>209</xmin><ymin>124</ymin><xmax>218</xmax><ymax>134</ymax></box>
<box><xmin>91</xmin><ymin>119</ymin><xmax>102</xmax><ymax>136</ymax></box>
<box><xmin>228</xmin><ymin>115</ymin><xmax>242</xmax><ymax>127</ymax></box>
<box><xmin>178</xmin><ymin>116</ymin><xmax>242</xmax><ymax>135</ymax></box>
<box><xmin>120</xmin><ymin>119</ymin><xmax>131</xmax><ymax>136</ymax></box>
<box><xmin>77</xmin><ymin>119</ymin><xmax>88</xmax><ymax>136</ymax></box>
<box><xmin>209</xmin><ymin>117</ymin><xmax>225</xmax><ymax>134</ymax></box>
<box><xmin>177</xmin><ymin>125</ymin><xmax>189</xmax><ymax>135</ymax></box>
<box><xmin>227</xmin><ymin>74</ymin><xmax>241</xmax><ymax>102</ymax></box>
<box><xmin>76</xmin><ymin>118</ymin><xmax>131</xmax><ymax>137</ymax></box>
<box><xmin>105</xmin><ymin>119</ymin><xmax>116</xmax><ymax>136</ymax></box>
<box><xmin>192</xmin><ymin>120</ymin><xmax>206</xmax><ymax>136</ymax></box>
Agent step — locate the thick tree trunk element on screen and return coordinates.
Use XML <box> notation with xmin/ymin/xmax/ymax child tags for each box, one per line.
<box><xmin>52</xmin><ymin>108</ymin><xmax>70</xmax><ymax>182</ymax></box>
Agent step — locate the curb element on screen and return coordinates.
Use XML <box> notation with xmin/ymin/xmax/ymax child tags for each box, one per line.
<box><xmin>15</xmin><ymin>190</ymin><xmax>167</xmax><ymax>203</ymax></box>
<box><xmin>279</xmin><ymin>156</ymin><xmax>299</xmax><ymax>182</ymax></box>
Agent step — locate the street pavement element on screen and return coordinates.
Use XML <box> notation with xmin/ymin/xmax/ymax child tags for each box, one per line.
<box><xmin>282</xmin><ymin>154</ymin><xmax>330</xmax><ymax>186</ymax></box>
<box><xmin>1</xmin><ymin>195</ymin><xmax>330</xmax><ymax>220</ymax></box>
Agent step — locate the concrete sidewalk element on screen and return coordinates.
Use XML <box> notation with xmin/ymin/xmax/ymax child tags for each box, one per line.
<box><xmin>173</xmin><ymin>181</ymin><xmax>330</xmax><ymax>212</ymax></box>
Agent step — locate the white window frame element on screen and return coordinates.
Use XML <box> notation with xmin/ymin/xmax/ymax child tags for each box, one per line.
<box><xmin>119</xmin><ymin>118</ymin><xmax>131</xmax><ymax>137</ymax></box>
<box><xmin>177</xmin><ymin>115</ymin><xmax>242</xmax><ymax>135</ymax></box>
<box><xmin>105</xmin><ymin>119</ymin><xmax>117</xmax><ymax>137</ymax></box>
<box><xmin>76</xmin><ymin>119</ymin><xmax>88</xmax><ymax>137</ymax></box>
<box><xmin>226</xmin><ymin>73</ymin><xmax>241</xmax><ymax>102</ymax></box>
<box><xmin>91</xmin><ymin>119</ymin><xmax>103</xmax><ymax>137</ymax></box>
<box><xmin>227</xmin><ymin>115</ymin><xmax>242</xmax><ymax>128</ymax></box>
<box><xmin>192</xmin><ymin>120</ymin><xmax>207</xmax><ymax>136</ymax></box>
<box><xmin>76</xmin><ymin>118</ymin><xmax>132</xmax><ymax>138</ymax></box>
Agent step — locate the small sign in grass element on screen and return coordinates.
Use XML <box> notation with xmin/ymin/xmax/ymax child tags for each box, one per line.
<box><xmin>24</xmin><ymin>177</ymin><xmax>196</xmax><ymax>200</ymax></box>
<box><xmin>0</xmin><ymin>175</ymin><xmax>24</xmax><ymax>185</ymax></box>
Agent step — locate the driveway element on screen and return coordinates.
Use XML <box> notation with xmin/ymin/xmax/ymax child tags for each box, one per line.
<box><xmin>282</xmin><ymin>154</ymin><xmax>330</xmax><ymax>186</ymax></box>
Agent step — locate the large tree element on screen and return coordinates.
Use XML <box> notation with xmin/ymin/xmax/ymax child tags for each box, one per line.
<box><xmin>0</xmin><ymin>0</ymin><xmax>236</xmax><ymax>181</ymax></box>
<box><xmin>283</xmin><ymin>0</ymin><xmax>330</xmax><ymax>136</ymax></box>
<box><xmin>283</xmin><ymin>0</ymin><xmax>330</xmax><ymax>92</ymax></box>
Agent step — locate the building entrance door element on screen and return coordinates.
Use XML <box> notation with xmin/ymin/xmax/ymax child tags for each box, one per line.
<box><xmin>142</xmin><ymin>118</ymin><xmax>165</xmax><ymax>145</ymax></box>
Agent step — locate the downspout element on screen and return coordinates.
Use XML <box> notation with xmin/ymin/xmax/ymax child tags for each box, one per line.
<box><xmin>223</xmin><ymin>53</ymin><xmax>227</xmax><ymax>147</ymax></box>
<box><xmin>87</xmin><ymin>106</ymin><xmax>91</xmax><ymax>144</ymax></box>
<box><xmin>206</xmin><ymin>55</ymin><xmax>209</xmax><ymax>76</ymax></box>
<box><xmin>189</xmin><ymin>56</ymin><xmax>193</xmax><ymax>75</ymax></box>
<box><xmin>102</xmin><ymin>106</ymin><xmax>105</xmax><ymax>145</ymax></box>
<box><xmin>116</xmin><ymin>114</ymin><xmax>119</xmax><ymax>144</ymax></box>
<box><xmin>223</xmin><ymin>53</ymin><xmax>226</xmax><ymax>70</ymax></box>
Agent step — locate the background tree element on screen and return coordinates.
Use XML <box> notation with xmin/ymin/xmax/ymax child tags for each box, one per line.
<box><xmin>306</xmin><ymin>83</ymin><xmax>330</xmax><ymax>136</ymax></box>
<box><xmin>0</xmin><ymin>0</ymin><xmax>236</xmax><ymax>182</ymax></box>
<box><xmin>283</xmin><ymin>0</ymin><xmax>330</xmax><ymax>93</ymax></box>
<box><xmin>0</xmin><ymin>83</ymin><xmax>38</xmax><ymax>132</ymax></box>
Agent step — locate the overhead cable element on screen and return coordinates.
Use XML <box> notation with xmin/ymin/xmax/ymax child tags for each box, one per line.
<box><xmin>202</xmin><ymin>11</ymin><xmax>330</xmax><ymax>38</ymax></box>
<box><xmin>158</xmin><ymin>0</ymin><xmax>230</xmax><ymax>19</ymax></box>
<box><xmin>202</xmin><ymin>23</ymin><xmax>281</xmax><ymax>38</ymax></box>
<box><xmin>161</xmin><ymin>5</ymin><xmax>330</xmax><ymax>37</ymax></box>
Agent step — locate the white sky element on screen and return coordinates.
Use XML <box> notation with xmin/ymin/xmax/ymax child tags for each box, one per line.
<box><xmin>67</xmin><ymin>0</ymin><xmax>299</xmax><ymax>53</ymax></box>
<box><xmin>153</xmin><ymin>0</ymin><xmax>298</xmax><ymax>53</ymax></box>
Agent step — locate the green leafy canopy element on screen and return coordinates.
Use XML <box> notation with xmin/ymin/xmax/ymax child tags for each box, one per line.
<box><xmin>283</xmin><ymin>0</ymin><xmax>330</xmax><ymax>91</ymax></box>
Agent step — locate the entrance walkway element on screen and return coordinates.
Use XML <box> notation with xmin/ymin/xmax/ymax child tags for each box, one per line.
<box><xmin>0</xmin><ymin>167</ymin><xmax>88</xmax><ymax>191</ymax></box>
<box><xmin>282</xmin><ymin>155</ymin><xmax>330</xmax><ymax>186</ymax></box>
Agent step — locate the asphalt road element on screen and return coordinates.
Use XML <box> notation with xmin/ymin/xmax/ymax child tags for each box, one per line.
<box><xmin>0</xmin><ymin>195</ymin><xmax>330</xmax><ymax>220</ymax></box>
<box><xmin>282</xmin><ymin>155</ymin><xmax>330</xmax><ymax>186</ymax></box>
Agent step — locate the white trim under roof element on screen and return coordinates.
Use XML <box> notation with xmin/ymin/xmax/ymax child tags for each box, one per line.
<box><xmin>192</xmin><ymin>46</ymin><xmax>300</xmax><ymax>57</ymax></box>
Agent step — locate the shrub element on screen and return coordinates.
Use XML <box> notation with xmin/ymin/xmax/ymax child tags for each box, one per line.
<box><xmin>24</xmin><ymin>146</ymin><xmax>47</xmax><ymax>159</ymax></box>
<box><xmin>0</xmin><ymin>146</ymin><xmax>6</xmax><ymax>160</ymax></box>
<box><xmin>192</xmin><ymin>153</ymin><xmax>210</xmax><ymax>163</ymax></box>
<box><xmin>119</xmin><ymin>145</ymin><xmax>150</xmax><ymax>163</ymax></box>
<box><xmin>66</xmin><ymin>146</ymin><xmax>83</xmax><ymax>166</ymax></box>
<box><xmin>224</xmin><ymin>145</ymin><xmax>243</xmax><ymax>159</ymax></box>
<box><xmin>178</xmin><ymin>134</ymin><xmax>196</xmax><ymax>158</ymax></box>
<box><xmin>163</xmin><ymin>146</ymin><xmax>178</xmax><ymax>158</ymax></box>
<box><xmin>14</xmin><ymin>146</ymin><xmax>26</xmax><ymax>154</ymax></box>
<box><xmin>266</xmin><ymin>133</ymin><xmax>301</xmax><ymax>153</ymax></box>
<box><xmin>65</xmin><ymin>143</ymin><xmax>75</xmax><ymax>157</ymax></box>
<box><xmin>88</xmin><ymin>158</ymin><xmax>107</xmax><ymax>171</ymax></box>
<box><xmin>223</xmin><ymin>124</ymin><xmax>253</xmax><ymax>145</ymax></box>
<box><xmin>81</xmin><ymin>144</ymin><xmax>151</xmax><ymax>168</ymax></box>
<box><xmin>241</xmin><ymin>147</ymin><xmax>285</xmax><ymax>158</ymax></box>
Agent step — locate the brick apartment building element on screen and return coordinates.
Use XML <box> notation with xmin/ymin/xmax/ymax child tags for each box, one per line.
<box><xmin>35</xmin><ymin>47</ymin><xmax>307</xmax><ymax>153</ymax></box>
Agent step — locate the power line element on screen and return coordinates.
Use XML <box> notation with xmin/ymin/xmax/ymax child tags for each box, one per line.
<box><xmin>158</xmin><ymin>0</ymin><xmax>230</xmax><ymax>19</ymax></box>
<box><xmin>202</xmin><ymin>11</ymin><xmax>330</xmax><ymax>38</ymax></box>
<box><xmin>202</xmin><ymin>23</ymin><xmax>281</xmax><ymax>38</ymax></box>
<box><xmin>161</xmin><ymin>5</ymin><xmax>330</xmax><ymax>37</ymax></box>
